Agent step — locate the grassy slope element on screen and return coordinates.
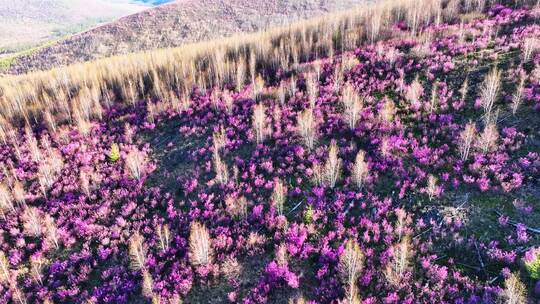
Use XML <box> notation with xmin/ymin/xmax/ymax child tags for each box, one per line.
<box><xmin>6</xmin><ymin>0</ymin><xmax>372</xmax><ymax>74</ymax></box>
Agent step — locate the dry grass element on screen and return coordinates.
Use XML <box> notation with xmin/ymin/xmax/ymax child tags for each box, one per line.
<box><xmin>0</xmin><ymin>0</ymin><xmax>483</xmax><ymax>133</ymax></box>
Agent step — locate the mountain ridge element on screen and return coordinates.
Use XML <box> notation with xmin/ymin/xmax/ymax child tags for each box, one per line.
<box><xmin>0</xmin><ymin>0</ymin><xmax>150</xmax><ymax>54</ymax></box>
<box><xmin>6</xmin><ymin>0</ymin><xmax>372</xmax><ymax>74</ymax></box>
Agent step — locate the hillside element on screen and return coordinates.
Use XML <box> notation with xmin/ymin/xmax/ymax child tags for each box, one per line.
<box><xmin>6</xmin><ymin>0</ymin><xmax>371</xmax><ymax>74</ymax></box>
<box><xmin>0</xmin><ymin>0</ymin><xmax>540</xmax><ymax>303</ymax></box>
<box><xmin>0</xmin><ymin>0</ymin><xmax>150</xmax><ymax>54</ymax></box>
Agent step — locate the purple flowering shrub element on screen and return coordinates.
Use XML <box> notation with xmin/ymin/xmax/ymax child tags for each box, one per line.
<box><xmin>1</xmin><ymin>2</ymin><xmax>540</xmax><ymax>304</ymax></box>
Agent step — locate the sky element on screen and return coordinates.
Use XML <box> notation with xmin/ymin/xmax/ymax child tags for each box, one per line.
<box><xmin>129</xmin><ymin>0</ymin><xmax>174</xmax><ymax>5</ymax></box>
<box><xmin>106</xmin><ymin>0</ymin><xmax>173</xmax><ymax>6</ymax></box>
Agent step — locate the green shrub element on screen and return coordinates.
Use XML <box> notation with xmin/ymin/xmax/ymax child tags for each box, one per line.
<box><xmin>108</xmin><ymin>143</ymin><xmax>120</xmax><ymax>162</ymax></box>
<box><xmin>524</xmin><ymin>247</ymin><xmax>540</xmax><ymax>280</ymax></box>
<box><xmin>303</xmin><ymin>205</ymin><xmax>314</xmax><ymax>224</ymax></box>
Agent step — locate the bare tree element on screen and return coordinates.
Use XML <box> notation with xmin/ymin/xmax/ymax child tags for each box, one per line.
<box><xmin>0</xmin><ymin>184</ymin><xmax>14</xmax><ymax>218</ymax></box>
<box><xmin>352</xmin><ymin>150</ymin><xmax>369</xmax><ymax>189</ymax></box>
<box><xmin>213</xmin><ymin>148</ymin><xmax>229</xmax><ymax>185</ymax></box>
<box><xmin>252</xmin><ymin>104</ymin><xmax>268</xmax><ymax>143</ymax></box>
<box><xmin>500</xmin><ymin>272</ymin><xmax>526</xmax><ymax>304</ymax></box>
<box><xmin>0</xmin><ymin>250</ymin><xmax>10</xmax><ymax>283</ymax></box>
<box><xmin>129</xmin><ymin>232</ymin><xmax>147</xmax><ymax>271</ymax></box>
<box><xmin>511</xmin><ymin>76</ymin><xmax>525</xmax><ymax>115</ymax></box>
<box><xmin>44</xmin><ymin>214</ymin><xmax>60</xmax><ymax>249</ymax></box>
<box><xmin>478</xmin><ymin>122</ymin><xmax>499</xmax><ymax>153</ymax></box>
<box><xmin>480</xmin><ymin>69</ymin><xmax>501</xmax><ymax>123</ymax></box>
<box><xmin>523</xmin><ymin>37</ymin><xmax>539</xmax><ymax>62</ymax></box>
<box><xmin>189</xmin><ymin>222</ymin><xmax>213</xmax><ymax>266</ymax></box>
<box><xmin>384</xmin><ymin>237</ymin><xmax>412</xmax><ymax>286</ymax></box>
<box><xmin>22</xmin><ymin>207</ymin><xmax>42</xmax><ymax>237</ymax></box>
<box><xmin>272</xmin><ymin>179</ymin><xmax>286</xmax><ymax>216</ymax></box>
<box><xmin>323</xmin><ymin>142</ymin><xmax>342</xmax><ymax>189</ymax></box>
<box><xmin>459</xmin><ymin>122</ymin><xmax>476</xmax><ymax>161</ymax></box>
<box><xmin>342</xmin><ymin>84</ymin><xmax>363</xmax><ymax>129</ymax></box>
<box><xmin>157</xmin><ymin>224</ymin><xmax>171</xmax><ymax>253</ymax></box>
<box><xmin>125</xmin><ymin>149</ymin><xmax>147</xmax><ymax>180</ymax></box>
<box><xmin>297</xmin><ymin>108</ymin><xmax>317</xmax><ymax>150</ymax></box>
<box><xmin>338</xmin><ymin>240</ymin><xmax>364</xmax><ymax>304</ymax></box>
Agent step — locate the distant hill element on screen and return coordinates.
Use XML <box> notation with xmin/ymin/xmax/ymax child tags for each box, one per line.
<box><xmin>0</xmin><ymin>0</ymin><xmax>151</xmax><ymax>55</ymax></box>
<box><xmin>6</xmin><ymin>0</ymin><xmax>371</xmax><ymax>74</ymax></box>
<box><xmin>135</xmin><ymin>0</ymin><xmax>174</xmax><ymax>4</ymax></box>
